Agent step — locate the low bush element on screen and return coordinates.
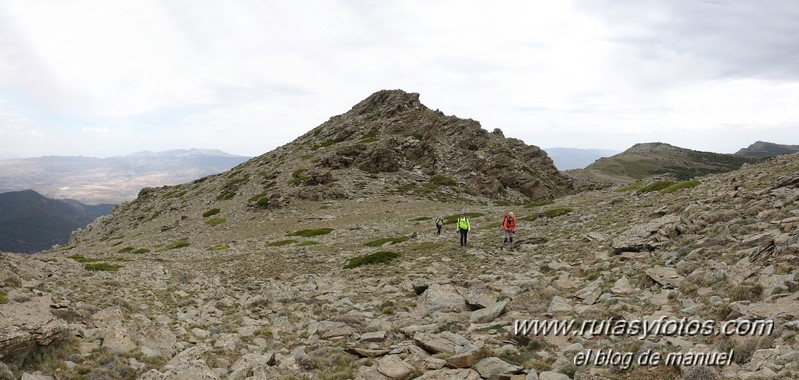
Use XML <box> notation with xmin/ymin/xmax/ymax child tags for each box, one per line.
<box><xmin>202</xmin><ymin>208</ymin><xmax>221</xmax><ymax>217</ymax></box>
<box><xmin>205</xmin><ymin>217</ymin><xmax>226</xmax><ymax>226</ymax></box>
<box><xmin>364</xmin><ymin>236</ymin><xmax>409</xmax><ymax>247</ymax></box>
<box><xmin>444</xmin><ymin>212</ymin><xmax>485</xmax><ymax>224</ymax></box>
<box><xmin>162</xmin><ymin>239</ymin><xmax>190</xmax><ymax>251</ymax></box>
<box><xmin>85</xmin><ymin>263</ymin><xmax>121</xmax><ymax>272</ymax></box>
<box><xmin>345</xmin><ymin>251</ymin><xmax>400</xmax><ymax>269</ymax></box>
<box><xmin>614</xmin><ymin>182</ymin><xmax>645</xmax><ymax>192</ymax></box>
<box><xmin>267</xmin><ymin>239</ymin><xmax>298</xmax><ymax>247</ymax></box>
<box><xmin>544</xmin><ymin>208</ymin><xmax>572</xmax><ymax>218</ymax></box>
<box><xmin>661</xmin><ymin>179</ymin><xmax>701</xmax><ymax>193</ymax></box>
<box><xmin>289</xmin><ymin>228</ymin><xmax>334</xmax><ymax>237</ymax></box>
<box><xmin>639</xmin><ymin>181</ymin><xmax>675</xmax><ymax>193</ymax></box>
<box><xmin>208</xmin><ymin>244</ymin><xmax>229</xmax><ymax>251</ymax></box>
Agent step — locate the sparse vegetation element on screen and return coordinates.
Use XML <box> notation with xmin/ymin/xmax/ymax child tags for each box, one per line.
<box><xmin>360</xmin><ymin>131</ymin><xmax>378</xmax><ymax>143</ymax></box>
<box><xmin>615</xmin><ymin>182</ymin><xmax>645</xmax><ymax>192</ymax></box>
<box><xmin>524</xmin><ymin>199</ymin><xmax>555</xmax><ymax>208</ymax></box>
<box><xmin>117</xmin><ymin>246</ymin><xmax>135</xmax><ymax>253</ymax></box>
<box><xmin>289</xmin><ymin>228</ymin><xmax>334</xmax><ymax>237</ymax></box>
<box><xmin>268</xmin><ymin>239</ymin><xmax>298</xmax><ymax>247</ymax></box>
<box><xmin>203</xmin><ymin>208</ymin><xmax>221</xmax><ymax>217</ymax></box>
<box><xmin>205</xmin><ymin>217</ymin><xmax>227</xmax><ymax>226</ymax></box>
<box><xmin>444</xmin><ymin>212</ymin><xmax>485</xmax><ymax>224</ymax></box>
<box><xmin>428</xmin><ymin>175</ymin><xmax>457</xmax><ymax>188</ymax></box>
<box><xmin>639</xmin><ymin>181</ymin><xmax>675</xmax><ymax>193</ymax></box>
<box><xmin>661</xmin><ymin>179</ymin><xmax>701</xmax><ymax>193</ymax></box>
<box><xmin>84</xmin><ymin>263</ymin><xmax>122</xmax><ymax>272</ymax></box>
<box><xmin>344</xmin><ymin>251</ymin><xmax>400</xmax><ymax>269</ymax></box>
<box><xmin>208</xmin><ymin>244</ymin><xmax>229</xmax><ymax>251</ymax></box>
<box><xmin>132</xmin><ymin>248</ymin><xmax>150</xmax><ymax>254</ymax></box>
<box><xmin>296</xmin><ymin>240</ymin><xmax>320</xmax><ymax>246</ymax></box>
<box><xmin>0</xmin><ymin>290</ymin><xmax>7</xmax><ymax>304</ymax></box>
<box><xmin>364</xmin><ymin>236</ymin><xmax>409</xmax><ymax>247</ymax></box>
<box><xmin>162</xmin><ymin>238</ymin><xmax>190</xmax><ymax>251</ymax></box>
<box><xmin>311</xmin><ymin>139</ymin><xmax>336</xmax><ymax>150</ymax></box>
<box><xmin>521</xmin><ymin>214</ymin><xmax>538</xmax><ymax>222</ymax></box>
<box><xmin>543</xmin><ymin>208</ymin><xmax>572</xmax><ymax>218</ymax></box>
<box><xmin>68</xmin><ymin>255</ymin><xmax>105</xmax><ymax>263</ymax></box>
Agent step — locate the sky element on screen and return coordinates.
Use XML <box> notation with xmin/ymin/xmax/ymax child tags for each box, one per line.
<box><xmin>1</xmin><ymin>0</ymin><xmax>798</xmax><ymax>159</ymax></box>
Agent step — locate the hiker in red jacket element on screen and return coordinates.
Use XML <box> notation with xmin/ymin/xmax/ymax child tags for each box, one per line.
<box><xmin>502</xmin><ymin>212</ymin><xmax>517</xmax><ymax>249</ymax></box>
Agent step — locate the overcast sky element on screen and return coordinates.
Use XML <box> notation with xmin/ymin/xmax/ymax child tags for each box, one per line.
<box><xmin>1</xmin><ymin>0</ymin><xmax>797</xmax><ymax>159</ymax></box>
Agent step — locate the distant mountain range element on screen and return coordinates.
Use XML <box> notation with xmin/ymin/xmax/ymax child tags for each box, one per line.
<box><xmin>543</xmin><ymin>147</ymin><xmax>620</xmax><ymax>170</ymax></box>
<box><xmin>565</xmin><ymin>142</ymin><xmax>761</xmax><ymax>189</ymax></box>
<box><xmin>0</xmin><ymin>189</ymin><xmax>114</xmax><ymax>253</ymax></box>
<box><xmin>735</xmin><ymin>141</ymin><xmax>799</xmax><ymax>158</ymax></box>
<box><xmin>0</xmin><ymin>149</ymin><xmax>250</xmax><ymax>204</ymax></box>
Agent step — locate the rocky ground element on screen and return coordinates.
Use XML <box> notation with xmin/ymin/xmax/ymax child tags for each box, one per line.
<box><xmin>2</xmin><ymin>152</ymin><xmax>798</xmax><ymax>379</ymax></box>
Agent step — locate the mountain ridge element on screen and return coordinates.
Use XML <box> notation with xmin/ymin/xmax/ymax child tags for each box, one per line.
<box><xmin>0</xmin><ymin>189</ymin><xmax>113</xmax><ymax>253</ymax></box>
<box><xmin>565</xmin><ymin>142</ymin><xmax>760</xmax><ymax>190</ymax></box>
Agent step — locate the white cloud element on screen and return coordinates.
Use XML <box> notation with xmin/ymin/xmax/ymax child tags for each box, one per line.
<box><xmin>80</xmin><ymin>127</ymin><xmax>109</xmax><ymax>134</ymax></box>
<box><xmin>0</xmin><ymin>0</ymin><xmax>797</xmax><ymax>158</ymax></box>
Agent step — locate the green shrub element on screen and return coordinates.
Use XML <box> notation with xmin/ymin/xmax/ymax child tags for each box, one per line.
<box><xmin>132</xmin><ymin>248</ymin><xmax>150</xmax><ymax>254</ymax></box>
<box><xmin>544</xmin><ymin>208</ymin><xmax>572</xmax><ymax>218</ymax></box>
<box><xmin>361</xmin><ymin>131</ymin><xmax>378</xmax><ymax>143</ymax></box>
<box><xmin>68</xmin><ymin>255</ymin><xmax>104</xmax><ymax>263</ymax></box>
<box><xmin>730</xmin><ymin>283</ymin><xmax>763</xmax><ymax>302</ymax></box>
<box><xmin>267</xmin><ymin>239</ymin><xmax>298</xmax><ymax>247</ymax></box>
<box><xmin>85</xmin><ymin>263</ymin><xmax>121</xmax><ymax>272</ymax></box>
<box><xmin>117</xmin><ymin>246</ymin><xmax>135</xmax><ymax>253</ymax></box>
<box><xmin>289</xmin><ymin>228</ymin><xmax>334</xmax><ymax>237</ymax></box>
<box><xmin>292</xmin><ymin>168</ymin><xmax>307</xmax><ymax>178</ymax></box>
<box><xmin>288</xmin><ymin>176</ymin><xmax>310</xmax><ymax>185</ymax></box>
<box><xmin>345</xmin><ymin>251</ymin><xmax>400</xmax><ymax>269</ymax></box>
<box><xmin>208</xmin><ymin>244</ymin><xmax>229</xmax><ymax>251</ymax></box>
<box><xmin>216</xmin><ymin>191</ymin><xmax>236</xmax><ymax>201</ymax></box>
<box><xmin>203</xmin><ymin>208</ymin><xmax>221</xmax><ymax>217</ymax></box>
<box><xmin>296</xmin><ymin>241</ymin><xmax>320</xmax><ymax>246</ymax></box>
<box><xmin>639</xmin><ymin>181</ymin><xmax>675</xmax><ymax>193</ymax></box>
<box><xmin>444</xmin><ymin>212</ymin><xmax>485</xmax><ymax>224</ymax></box>
<box><xmin>614</xmin><ymin>182</ymin><xmax>645</xmax><ymax>192</ymax></box>
<box><xmin>365</xmin><ymin>236</ymin><xmax>409</xmax><ymax>247</ymax></box>
<box><xmin>41</xmin><ymin>258</ymin><xmax>58</xmax><ymax>263</ymax></box>
<box><xmin>205</xmin><ymin>217</ymin><xmax>226</xmax><ymax>226</ymax></box>
<box><xmin>0</xmin><ymin>290</ymin><xmax>8</xmax><ymax>304</ymax></box>
<box><xmin>525</xmin><ymin>199</ymin><xmax>555</xmax><ymax>208</ymax></box>
<box><xmin>521</xmin><ymin>214</ymin><xmax>538</xmax><ymax>222</ymax></box>
<box><xmin>162</xmin><ymin>239</ymin><xmax>190</xmax><ymax>251</ymax></box>
<box><xmin>429</xmin><ymin>175</ymin><xmax>457</xmax><ymax>187</ymax></box>
<box><xmin>311</xmin><ymin>139</ymin><xmax>336</xmax><ymax>150</ymax></box>
<box><xmin>412</xmin><ymin>216</ymin><xmax>431</xmax><ymax>221</ymax></box>
<box><xmin>661</xmin><ymin>179</ymin><xmax>701</xmax><ymax>193</ymax></box>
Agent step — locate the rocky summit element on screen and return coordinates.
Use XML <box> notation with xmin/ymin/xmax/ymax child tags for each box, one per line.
<box><xmin>1</xmin><ymin>92</ymin><xmax>799</xmax><ymax>380</ymax></box>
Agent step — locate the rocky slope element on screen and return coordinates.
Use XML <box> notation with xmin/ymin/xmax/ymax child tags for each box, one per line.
<box><xmin>1</xmin><ymin>151</ymin><xmax>798</xmax><ymax>379</ymax></box>
<box><xmin>567</xmin><ymin>143</ymin><xmax>760</xmax><ymax>191</ymax></box>
<box><xmin>66</xmin><ymin>90</ymin><xmax>571</xmax><ymax>249</ymax></box>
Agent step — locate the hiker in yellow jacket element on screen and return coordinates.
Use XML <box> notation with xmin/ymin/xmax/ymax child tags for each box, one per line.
<box><xmin>457</xmin><ymin>212</ymin><xmax>471</xmax><ymax>247</ymax></box>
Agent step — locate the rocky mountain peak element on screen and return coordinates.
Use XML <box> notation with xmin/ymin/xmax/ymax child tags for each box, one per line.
<box><xmin>285</xmin><ymin>89</ymin><xmax>571</xmax><ymax>201</ymax></box>
<box><xmin>347</xmin><ymin>89</ymin><xmax>425</xmax><ymax>117</ymax></box>
<box><xmin>623</xmin><ymin>142</ymin><xmax>679</xmax><ymax>154</ymax></box>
